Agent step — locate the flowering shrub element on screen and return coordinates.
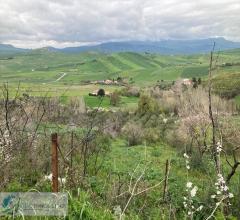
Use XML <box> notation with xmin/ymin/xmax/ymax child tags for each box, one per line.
<box><xmin>183</xmin><ymin>181</ymin><xmax>203</xmax><ymax>218</ymax></box>
<box><xmin>183</xmin><ymin>144</ymin><xmax>235</xmax><ymax>220</ymax></box>
<box><xmin>183</xmin><ymin>153</ymin><xmax>203</xmax><ymax>219</ymax></box>
<box><xmin>210</xmin><ymin>174</ymin><xmax>233</xmax><ymax>206</ymax></box>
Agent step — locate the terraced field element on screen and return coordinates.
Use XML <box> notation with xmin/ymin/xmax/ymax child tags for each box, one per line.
<box><xmin>0</xmin><ymin>48</ymin><xmax>240</xmax><ymax>105</ymax></box>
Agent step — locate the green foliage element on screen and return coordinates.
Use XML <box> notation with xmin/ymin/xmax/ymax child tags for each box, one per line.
<box><xmin>97</xmin><ymin>89</ymin><xmax>105</xmax><ymax>97</ymax></box>
<box><xmin>137</xmin><ymin>94</ymin><xmax>158</xmax><ymax>115</ymax></box>
<box><xmin>68</xmin><ymin>191</ymin><xmax>114</xmax><ymax>220</ymax></box>
<box><xmin>144</xmin><ymin>128</ymin><xmax>160</xmax><ymax>144</ymax></box>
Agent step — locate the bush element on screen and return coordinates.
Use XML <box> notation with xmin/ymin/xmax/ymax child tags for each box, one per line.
<box><xmin>110</xmin><ymin>91</ymin><xmax>121</xmax><ymax>106</ymax></box>
<box><xmin>122</xmin><ymin>121</ymin><xmax>144</xmax><ymax>146</ymax></box>
<box><xmin>138</xmin><ymin>94</ymin><xmax>158</xmax><ymax>115</ymax></box>
<box><xmin>144</xmin><ymin>128</ymin><xmax>160</xmax><ymax>144</ymax></box>
<box><xmin>120</xmin><ymin>86</ymin><xmax>140</xmax><ymax>97</ymax></box>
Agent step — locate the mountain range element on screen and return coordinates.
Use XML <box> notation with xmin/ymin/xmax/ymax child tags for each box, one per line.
<box><xmin>1</xmin><ymin>37</ymin><xmax>240</xmax><ymax>55</ymax></box>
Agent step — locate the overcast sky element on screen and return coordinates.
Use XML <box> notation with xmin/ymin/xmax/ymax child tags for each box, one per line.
<box><xmin>0</xmin><ymin>0</ymin><xmax>240</xmax><ymax>48</ymax></box>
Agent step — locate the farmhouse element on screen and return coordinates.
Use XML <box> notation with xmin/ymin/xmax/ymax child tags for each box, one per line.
<box><xmin>182</xmin><ymin>78</ymin><xmax>192</xmax><ymax>86</ymax></box>
<box><xmin>91</xmin><ymin>79</ymin><xmax>119</xmax><ymax>85</ymax></box>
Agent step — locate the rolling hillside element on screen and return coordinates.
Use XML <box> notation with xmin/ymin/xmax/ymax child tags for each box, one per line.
<box><xmin>0</xmin><ymin>48</ymin><xmax>239</xmax><ymax>100</ymax></box>
<box><xmin>0</xmin><ymin>50</ymin><xmax>198</xmax><ymax>85</ymax></box>
<box><xmin>0</xmin><ymin>44</ymin><xmax>28</xmax><ymax>56</ymax></box>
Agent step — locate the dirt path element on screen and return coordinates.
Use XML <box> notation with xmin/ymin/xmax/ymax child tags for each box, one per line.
<box><xmin>55</xmin><ymin>72</ymin><xmax>67</xmax><ymax>82</ymax></box>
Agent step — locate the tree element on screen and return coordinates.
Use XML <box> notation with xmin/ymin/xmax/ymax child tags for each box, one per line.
<box><xmin>192</xmin><ymin>77</ymin><xmax>198</xmax><ymax>89</ymax></box>
<box><xmin>97</xmin><ymin>89</ymin><xmax>105</xmax><ymax>97</ymax></box>
<box><xmin>110</xmin><ymin>91</ymin><xmax>121</xmax><ymax>106</ymax></box>
<box><xmin>117</xmin><ymin>76</ymin><xmax>123</xmax><ymax>82</ymax></box>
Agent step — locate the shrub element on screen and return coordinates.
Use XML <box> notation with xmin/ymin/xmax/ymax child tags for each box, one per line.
<box><xmin>138</xmin><ymin>94</ymin><xmax>158</xmax><ymax>115</ymax></box>
<box><xmin>144</xmin><ymin>128</ymin><xmax>160</xmax><ymax>144</ymax></box>
<box><xmin>122</xmin><ymin>121</ymin><xmax>144</xmax><ymax>146</ymax></box>
<box><xmin>110</xmin><ymin>91</ymin><xmax>121</xmax><ymax>106</ymax></box>
<box><xmin>120</xmin><ymin>86</ymin><xmax>140</xmax><ymax>97</ymax></box>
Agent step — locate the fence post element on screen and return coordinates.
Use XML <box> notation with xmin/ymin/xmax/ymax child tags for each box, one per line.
<box><xmin>70</xmin><ymin>131</ymin><xmax>74</xmax><ymax>168</ymax></box>
<box><xmin>51</xmin><ymin>133</ymin><xmax>59</xmax><ymax>192</ymax></box>
<box><xmin>163</xmin><ymin>159</ymin><xmax>170</xmax><ymax>201</ymax></box>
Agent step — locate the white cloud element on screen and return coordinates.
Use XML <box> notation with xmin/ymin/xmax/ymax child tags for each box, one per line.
<box><xmin>0</xmin><ymin>0</ymin><xmax>239</xmax><ymax>48</ymax></box>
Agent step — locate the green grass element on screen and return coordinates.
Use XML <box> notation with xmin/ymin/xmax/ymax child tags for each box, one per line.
<box><xmin>84</xmin><ymin>96</ymin><xmax>111</xmax><ymax>108</ymax></box>
<box><xmin>1</xmin><ymin>49</ymin><xmax>240</xmax><ymax>105</ymax></box>
<box><xmin>181</xmin><ymin>66</ymin><xmax>209</xmax><ymax>78</ymax></box>
<box><xmin>84</xmin><ymin>95</ymin><xmax>139</xmax><ymax>109</ymax></box>
<box><xmin>235</xmin><ymin>95</ymin><xmax>240</xmax><ymax>106</ymax></box>
<box><xmin>212</xmin><ymin>72</ymin><xmax>240</xmax><ymax>98</ymax></box>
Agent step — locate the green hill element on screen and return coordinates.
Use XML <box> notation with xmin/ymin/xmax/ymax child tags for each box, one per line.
<box><xmin>0</xmin><ymin>49</ymin><xmax>240</xmax><ymax>99</ymax></box>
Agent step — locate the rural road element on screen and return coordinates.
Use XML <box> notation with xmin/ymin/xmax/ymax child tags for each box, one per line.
<box><xmin>55</xmin><ymin>72</ymin><xmax>67</xmax><ymax>82</ymax></box>
<box><xmin>42</xmin><ymin>72</ymin><xmax>68</xmax><ymax>85</ymax></box>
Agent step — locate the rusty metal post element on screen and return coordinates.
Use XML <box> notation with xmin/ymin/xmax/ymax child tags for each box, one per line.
<box><xmin>51</xmin><ymin>133</ymin><xmax>59</xmax><ymax>192</ymax></box>
<box><xmin>163</xmin><ymin>159</ymin><xmax>170</xmax><ymax>201</ymax></box>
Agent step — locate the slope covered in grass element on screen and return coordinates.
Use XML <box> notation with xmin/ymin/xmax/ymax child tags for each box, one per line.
<box><xmin>212</xmin><ymin>72</ymin><xmax>240</xmax><ymax>98</ymax></box>
<box><xmin>0</xmin><ymin>49</ymin><xmax>240</xmax><ymax>94</ymax></box>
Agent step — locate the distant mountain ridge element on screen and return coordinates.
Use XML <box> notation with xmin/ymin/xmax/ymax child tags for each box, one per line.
<box><xmin>1</xmin><ymin>38</ymin><xmax>240</xmax><ymax>55</ymax></box>
<box><xmin>60</xmin><ymin>38</ymin><xmax>240</xmax><ymax>54</ymax></box>
<box><xmin>0</xmin><ymin>44</ymin><xmax>29</xmax><ymax>54</ymax></box>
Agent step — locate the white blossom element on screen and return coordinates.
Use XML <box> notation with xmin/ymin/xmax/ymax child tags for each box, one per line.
<box><xmin>196</xmin><ymin>205</ymin><xmax>203</xmax><ymax>211</ymax></box>
<box><xmin>190</xmin><ymin>186</ymin><xmax>198</xmax><ymax>197</ymax></box>
<box><xmin>183</xmin><ymin>181</ymin><xmax>201</xmax><ymax>218</ymax></box>
<box><xmin>186</xmin><ymin>182</ymin><xmax>193</xmax><ymax>188</ymax></box>
<box><xmin>229</xmin><ymin>193</ymin><xmax>234</xmax><ymax>198</ymax></box>
<box><xmin>44</xmin><ymin>174</ymin><xmax>66</xmax><ymax>184</ymax></box>
<box><xmin>223</xmin><ymin>186</ymin><xmax>228</xmax><ymax>191</ymax></box>
<box><xmin>216</xmin><ymin>141</ymin><xmax>222</xmax><ymax>153</ymax></box>
<box><xmin>44</xmin><ymin>173</ymin><xmax>53</xmax><ymax>181</ymax></box>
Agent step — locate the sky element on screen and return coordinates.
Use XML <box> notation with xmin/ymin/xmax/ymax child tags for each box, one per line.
<box><xmin>0</xmin><ymin>0</ymin><xmax>240</xmax><ymax>48</ymax></box>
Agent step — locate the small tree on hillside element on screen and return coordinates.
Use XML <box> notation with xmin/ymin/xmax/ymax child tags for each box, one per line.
<box><xmin>192</xmin><ymin>77</ymin><xmax>198</xmax><ymax>89</ymax></box>
<box><xmin>97</xmin><ymin>89</ymin><xmax>105</xmax><ymax>97</ymax></box>
<box><xmin>110</xmin><ymin>91</ymin><xmax>121</xmax><ymax>106</ymax></box>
